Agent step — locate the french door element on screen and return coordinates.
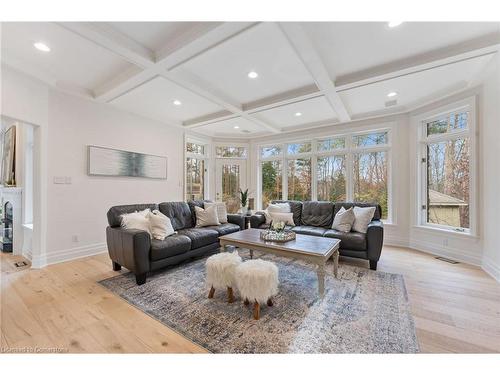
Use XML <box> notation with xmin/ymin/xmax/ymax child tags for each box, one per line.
<box><xmin>215</xmin><ymin>159</ymin><xmax>247</xmax><ymax>214</ymax></box>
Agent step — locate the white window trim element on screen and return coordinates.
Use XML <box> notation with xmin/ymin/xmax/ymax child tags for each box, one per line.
<box><xmin>256</xmin><ymin>128</ymin><xmax>393</xmax><ymax>222</ymax></box>
<box><xmin>415</xmin><ymin>96</ymin><xmax>478</xmax><ymax>237</ymax></box>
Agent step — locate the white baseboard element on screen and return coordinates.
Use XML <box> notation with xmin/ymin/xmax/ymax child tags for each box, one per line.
<box><xmin>38</xmin><ymin>242</ymin><xmax>107</xmax><ymax>267</ymax></box>
<box><xmin>482</xmin><ymin>257</ymin><xmax>500</xmax><ymax>282</ymax></box>
<box><xmin>385</xmin><ymin>236</ymin><xmax>410</xmax><ymax>248</ymax></box>
<box><xmin>408</xmin><ymin>238</ymin><xmax>481</xmax><ymax>266</ymax></box>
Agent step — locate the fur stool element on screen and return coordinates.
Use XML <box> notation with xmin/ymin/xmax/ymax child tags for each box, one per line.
<box><xmin>235</xmin><ymin>259</ymin><xmax>279</xmax><ymax>320</ymax></box>
<box><xmin>206</xmin><ymin>251</ymin><xmax>242</xmax><ymax>303</ymax></box>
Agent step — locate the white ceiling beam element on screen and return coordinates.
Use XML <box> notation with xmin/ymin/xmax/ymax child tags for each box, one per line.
<box><xmin>336</xmin><ymin>32</ymin><xmax>500</xmax><ymax>91</ymax></box>
<box><xmin>277</xmin><ymin>22</ymin><xmax>351</xmax><ymax>122</ymax></box>
<box><xmin>56</xmin><ymin>22</ymin><xmax>156</xmax><ymax>68</ymax></box>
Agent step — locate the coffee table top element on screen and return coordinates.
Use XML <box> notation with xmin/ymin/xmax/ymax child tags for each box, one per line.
<box><xmin>219</xmin><ymin>228</ymin><xmax>340</xmax><ymax>258</ymax></box>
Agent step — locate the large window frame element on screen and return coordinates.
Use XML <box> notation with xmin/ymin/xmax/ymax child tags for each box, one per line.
<box><xmin>185</xmin><ymin>138</ymin><xmax>209</xmax><ymax>201</ymax></box>
<box><xmin>257</xmin><ymin>128</ymin><xmax>392</xmax><ymax>222</ymax></box>
<box><xmin>417</xmin><ymin>97</ymin><xmax>477</xmax><ymax>236</ymax></box>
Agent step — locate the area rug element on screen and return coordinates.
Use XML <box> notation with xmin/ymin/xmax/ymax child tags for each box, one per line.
<box><xmin>99</xmin><ymin>250</ymin><xmax>419</xmax><ymax>353</ymax></box>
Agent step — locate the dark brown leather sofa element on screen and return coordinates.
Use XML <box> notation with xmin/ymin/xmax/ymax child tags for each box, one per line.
<box><xmin>106</xmin><ymin>200</ymin><xmax>245</xmax><ymax>285</ymax></box>
<box><xmin>250</xmin><ymin>200</ymin><xmax>384</xmax><ymax>270</ymax></box>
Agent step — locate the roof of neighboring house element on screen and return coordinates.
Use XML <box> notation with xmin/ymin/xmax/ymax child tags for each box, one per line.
<box><xmin>428</xmin><ymin>189</ymin><xmax>467</xmax><ymax>206</ymax></box>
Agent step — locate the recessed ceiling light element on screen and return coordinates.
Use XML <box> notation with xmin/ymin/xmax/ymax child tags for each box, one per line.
<box><xmin>387</xmin><ymin>92</ymin><xmax>398</xmax><ymax>98</ymax></box>
<box><xmin>247</xmin><ymin>71</ymin><xmax>258</xmax><ymax>79</ymax></box>
<box><xmin>33</xmin><ymin>42</ymin><xmax>50</xmax><ymax>52</ymax></box>
<box><xmin>173</xmin><ymin>99</ymin><xmax>182</xmax><ymax>106</ymax></box>
<box><xmin>295</xmin><ymin>112</ymin><xmax>302</xmax><ymax>117</ymax></box>
<box><xmin>388</xmin><ymin>21</ymin><xmax>403</xmax><ymax>28</ymax></box>
<box><xmin>234</xmin><ymin>126</ymin><xmax>240</xmax><ymax>129</ymax></box>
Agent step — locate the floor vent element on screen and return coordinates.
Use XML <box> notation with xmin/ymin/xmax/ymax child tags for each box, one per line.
<box><xmin>14</xmin><ymin>261</ymin><xmax>28</xmax><ymax>268</ymax></box>
<box><xmin>435</xmin><ymin>256</ymin><xmax>459</xmax><ymax>264</ymax></box>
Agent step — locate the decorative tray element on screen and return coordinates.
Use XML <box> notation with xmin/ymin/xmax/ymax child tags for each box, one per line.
<box><xmin>260</xmin><ymin>229</ymin><xmax>296</xmax><ymax>243</ymax></box>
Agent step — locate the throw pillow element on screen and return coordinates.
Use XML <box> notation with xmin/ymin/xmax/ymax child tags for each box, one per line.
<box><xmin>264</xmin><ymin>202</ymin><xmax>291</xmax><ymax>224</ymax></box>
<box><xmin>204</xmin><ymin>202</ymin><xmax>228</xmax><ymax>224</ymax></box>
<box><xmin>352</xmin><ymin>206</ymin><xmax>376</xmax><ymax>234</ymax></box>
<box><xmin>331</xmin><ymin>207</ymin><xmax>355</xmax><ymax>232</ymax></box>
<box><xmin>195</xmin><ymin>205</ymin><xmax>220</xmax><ymax>227</ymax></box>
<box><xmin>269</xmin><ymin>211</ymin><xmax>294</xmax><ymax>226</ymax></box>
<box><xmin>121</xmin><ymin>209</ymin><xmax>151</xmax><ymax>236</ymax></box>
<box><xmin>148</xmin><ymin>209</ymin><xmax>175</xmax><ymax>240</ymax></box>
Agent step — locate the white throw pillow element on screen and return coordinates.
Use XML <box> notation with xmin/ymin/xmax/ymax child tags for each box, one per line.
<box><xmin>195</xmin><ymin>205</ymin><xmax>220</xmax><ymax>227</ymax></box>
<box><xmin>352</xmin><ymin>206</ymin><xmax>376</xmax><ymax>234</ymax></box>
<box><xmin>121</xmin><ymin>209</ymin><xmax>151</xmax><ymax>236</ymax></box>
<box><xmin>148</xmin><ymin>210</ymin><xmax>175</xmax><ymax>240</ymax></box>
<box><xmin>331</xmin><ymin>207</ymin><xmax>355</xmax><ymax>232</ymax></box>
<box><xmin>269</xmin><ymin>211</ymin><xmax>294</xmax><ymax>226</ymax></box>
<box><xmin>263</xmin><ymin>203</ymin><xmax>291</xmax><ymax>224</ymax></box>
<box><xmin>204</xmin><ymin>202</ymin><xmax>228</xmax><ymax>224</ymax></box>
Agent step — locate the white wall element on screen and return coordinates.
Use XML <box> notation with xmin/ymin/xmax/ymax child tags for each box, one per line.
<box><xmin>478</xmin><ymin>54</ymin><xmax>500</xmax><ymax>281</ymax></box>
<box><xmin>45</xmin><ymin>90</ymin><xmax>185</xmax><ymax>264</ymax></box>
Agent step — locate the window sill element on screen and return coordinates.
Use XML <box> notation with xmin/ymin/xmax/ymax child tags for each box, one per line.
<box><xmin>413</xmin><ymin>225</ymin><xmax>479</xmax><ymax>239</ymax></box>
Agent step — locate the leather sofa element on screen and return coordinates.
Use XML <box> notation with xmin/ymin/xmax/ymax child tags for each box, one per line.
<box><xmin>250</xmin><ymin>200</ymin><xmax>384</xmax><ymax>270</ymax></box>
<box><xmin>106</xmin><ymin>200</ymin><xmax>245</xmax><ymax>285</ymax></box>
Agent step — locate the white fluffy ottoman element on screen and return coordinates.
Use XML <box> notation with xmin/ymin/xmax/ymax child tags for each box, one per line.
<box><xmin>235</xmin><ymin>259</ymin><xmax>279</xmax><ymax>320</ymax></box>
<box><xmin>206</xmin><ymin>251</ymin><xmax>242</xmax><ymax>303</ymax></box>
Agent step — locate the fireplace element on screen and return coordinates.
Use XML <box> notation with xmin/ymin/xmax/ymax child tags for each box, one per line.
<box><xmin>1</xmin><ymin>201</ymin><xmax>13</xmax><ymax>252</ymax></box>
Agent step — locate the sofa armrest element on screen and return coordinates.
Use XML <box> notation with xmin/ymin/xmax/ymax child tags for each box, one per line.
<box><xmin>366</xmin><ymin>220</ymin><xmax>384</xmax><ymax>261</ymax></box>
<box><xmin>250</xmin><ymin>212</ymin><xmax>266</xmax><ymax>228</ymax></box>
<box><xmin>227</xmin><ymin>214</ymin><xmax>245</xmax><ymax>230</ymax></box>
<box><xmin>106</xmin><ymin>226</ymin><xmax>151</xmax><ymax>275</ymax></box>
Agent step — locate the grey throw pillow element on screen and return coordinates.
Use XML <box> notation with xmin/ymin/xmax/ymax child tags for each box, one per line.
<box><xmin>331</xmin><ymin>207</ymin><xmax>355</xmax><ymax>232</ymax></box>
<box><xmin>352</xmin><ymin>206</ymin><xmax>376</xmax><ymax>233</ymax></box>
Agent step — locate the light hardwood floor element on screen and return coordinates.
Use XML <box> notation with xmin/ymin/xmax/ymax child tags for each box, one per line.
<box><xmin>1</xmin><ymin>246</ymin><xmax>499</xmax><ymax>353</ymax></box>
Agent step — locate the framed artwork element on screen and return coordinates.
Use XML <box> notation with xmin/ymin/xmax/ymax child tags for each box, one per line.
<box><xmin>87</xmin><ymin>145</ymin><xmax>168</xmax><ymax>179</ymax></box>
<box><xmin>1</xmin><ymin>126</ymin><xmax>16</xmax><ymax>186</ymax></box>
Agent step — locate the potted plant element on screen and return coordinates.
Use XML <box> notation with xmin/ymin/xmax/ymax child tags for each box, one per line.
<box><xmin>239</xmin><ymin>188</ymin><xmax>249</xmax><ymax>215</ymax></box>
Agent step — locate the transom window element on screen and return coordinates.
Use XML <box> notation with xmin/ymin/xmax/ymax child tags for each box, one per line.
<box><xmin>216</xmin><ymin>146</ymin><xmax>247</xmax><ymax>158</ymax></box>
<box><xmin>419</xmin><ymin>103</ymin><xmax>474</xmax><ymax>234</ymax></box>
<box><xmin>258</xmin><ymin>129</ymin><xmax>390</xmax><ymax>220</ymax></box>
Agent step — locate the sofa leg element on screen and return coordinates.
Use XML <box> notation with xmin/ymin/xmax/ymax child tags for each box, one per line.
<box><xmin>112</xmin><ymin>261</ymin><xmax>121</xmax><ymax>271</ymax></box>
<box><xmin>369</xmin><ymin>260</ymin><xmax>378</xmax><ymax>271</ymax></box>
<box><xmin>135</xmin><ymin>273</ymin><xmax>147</xmax><ymax>285</ymax></box>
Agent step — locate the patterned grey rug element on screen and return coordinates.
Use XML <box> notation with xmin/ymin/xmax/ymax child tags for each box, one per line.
<box><xmin>99</xmin><ymin>250</ymin><xmax>419</xmax><ymax>353</ymax></box>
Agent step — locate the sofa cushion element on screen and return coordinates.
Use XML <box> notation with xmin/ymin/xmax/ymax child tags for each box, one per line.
<box><xmin>272</xmin><ymin>200</ymin><xmax>302</xmax><ymax>226</ymax></box>
<box><xmin>177</xmin><ymin>227</ymin><xmax>219</xmax><ymax>249</ymax></box>
<box><xmin>334</xmin><ymin>202</ymin><xmax>382</xmax><ymax>221</ymax></box>
<box><xmin>292</xmin><ymin>225</ymin><xmax>327</xmax><ymax>237</ymax></box>
<box><xmin>159</xmin><ymin>202</ymin><xmax>193</xmax><ymax>230</ymax></box>
<box><xmin>150</xmin><ymin>234</ymin><xmax>191</xmax><ymax>261</ymax></box>
<box><xmin>205</xmin><ymin>223</ymin><xmax>240</xmax><ymax>236</ymax></box>
<box><xmin>301</xmin><ymin>201</ymin><xmax>334</xmax><ymax>227</ymax></box>
<box><xmin>323</xmin><ymin>229</ymin><xmax>367</xmax><ymax>251</ymax></box>
<box><xmin>107</xmin><ymin>203</ymin><xmax>158</xmax><ymax>228</ymax></box>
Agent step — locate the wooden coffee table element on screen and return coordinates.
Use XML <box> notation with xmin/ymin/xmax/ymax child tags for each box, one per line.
<box><xmin>219</xmin><ymin>228</ymin><xmax>340</xmax><ymax>297</ymax></box>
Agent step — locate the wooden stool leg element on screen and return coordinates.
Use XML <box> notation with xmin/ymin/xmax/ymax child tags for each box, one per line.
<box><xmin>208</xmin><ymin>286</ymin><xmax>215</xmax><ymax>299</ymax></box>
<box><xmin>244</xmin><ymin>298</ymin><xmax>250</xmax><ymax>306</ymax></box>
<box><xmin>227</xmin><ymin>287</ymin><xmax>234</xmax><ymax>303</ymax></box>
<box><xmin>267</xmin><ymin>298</ymin><xmax>273</xmax><ymax>307</ymax></box>
<box><xmin>253</xmin><ymin>301</ymin><xmax>260</xmax><ymax>320</ymax></box>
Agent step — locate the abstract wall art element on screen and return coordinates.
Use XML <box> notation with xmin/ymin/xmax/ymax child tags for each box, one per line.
<box><xmin>88</xmin><ymin>146</ymin><xmax>168</xmax><ymax>179</ymax></box>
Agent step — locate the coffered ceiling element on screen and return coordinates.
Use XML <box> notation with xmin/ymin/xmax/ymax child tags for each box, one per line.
<box><xmin>1</xmin><ymin>21</ymin><xmax>499</xmax><ymax>138</ymax></box>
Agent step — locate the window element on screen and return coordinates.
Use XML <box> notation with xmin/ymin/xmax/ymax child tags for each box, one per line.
<box><xmin>261</xmin><ymin>160</ymin><xmax>282</xmax><ymax>208</ymax></box>
<box><xmin>185</xmin><ymin>140</ymin><xmax>207</xmax><ymax>201</ymax></box>
<box><xmin>258</xmin><ymin>130</ymin><xmax>391</xmax><ymax>220</ymax></box>
<box><xmin>216</xmin><ymin>146</ymin><xmax>247</xmax><ymax>158</ymax></box>
<box><xmin>353</xmin><ymin>151</ymin><xmax>388</xmax><ymax>218</ymax></box>
<box><xmin>287</xmin><ymin>158</ymin><xmax>312</xmax><ymax>201</ymax></box>
<box><xmin>420</xmin><ymin>106</ymin><xmax>473</xmax><ymax>232</ymax></box>
<box><xmin>317</xmin><ymin>155</ymin><xmax>346</xmax><ymax>201</ymax></box>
